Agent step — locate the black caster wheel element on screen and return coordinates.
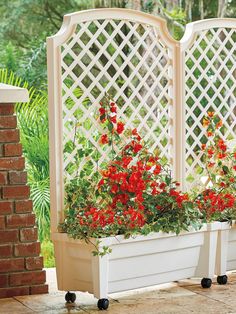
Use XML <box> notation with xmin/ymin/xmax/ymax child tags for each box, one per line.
<box><xmin>97</xmin><ymin>298</ymin><xmax>109</xmax><ymax>310</ymax></box>
<box><xmin>217</xmin><ymin>275</ymin><xmax>228</xmax><ymax>285</ymax></box>
<box><xmin>201</xmin><ymin>278</ymin><xmax>212</xmax><ymax>288</ymax></box>
<box><xmin>65</xmin><ymin>291</ymin><xmax>76</xmax><ymax>303</ymax></box>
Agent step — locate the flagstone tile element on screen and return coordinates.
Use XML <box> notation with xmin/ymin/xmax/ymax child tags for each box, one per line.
<box><xmin>0</xmin><ymin>298</ymin><xmax>33</xmax><ymax>313</ymax></box>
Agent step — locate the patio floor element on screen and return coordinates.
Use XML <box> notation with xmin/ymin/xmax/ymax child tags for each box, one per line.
<box><xmin>1</xmin><ymin>269</ymin><xmax>236</xmax><ymax>314</ymax></box>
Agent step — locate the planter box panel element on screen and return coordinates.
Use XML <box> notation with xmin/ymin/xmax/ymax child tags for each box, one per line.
<box><xmin>108</xmin><ymin>267</ymin><xmax>196</xmax><ymax>294</ymax></box>
<box><xmin>52</xmin><ymin>229</ymin><xmax>207</xmax><ymax>298</ymax></box>
<box><xmin>109</xmin><ymin>232</ymin><xmax>204</xmax><ymax>260</ymax></box>
<box><xmin>227</xmin><ymin>228</ymin><xmax>236</xmax><ymax>271</ymax></box>
<box><xmin>109</xmin><ymin>246</ymin><xmax>201</xmax><ymax>282</ymax></box>
<box><xmin>54</xmin><ymin>239</ymin><xmax>93</xmax><ymax>292</ymax></box>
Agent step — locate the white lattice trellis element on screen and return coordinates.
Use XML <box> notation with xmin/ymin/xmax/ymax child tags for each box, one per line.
<box><xmin>48</xmin><ymin>11</ymin><xmax>236</xmax><ymax>232</ymax></box>
<box><xmin>61</xmin><ymin>19</ymin><xmax>175</xmax><ymax>180</ymax></box>
<box><xmin>47</xmin><ymin>9</ymin><xmax>179</xmax><ymax>232</ymax></box>
<box><xmin>181</xmin><ymin>19</ymin><xmax>236</xmax><ymax>190</ymax></box>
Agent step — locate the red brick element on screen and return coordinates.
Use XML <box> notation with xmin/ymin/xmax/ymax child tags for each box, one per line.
<box><xmin>0</xmin><ymin>104</ymin><xmax>14</xmax><ymax>116</ymax></box>
<box><xmin>6</xmin><ymin>213</ymin><xmax>35</xmax><ymax>228</ymax></box>
<box><xmin>0</xmin><ymin>258</ymin><xmax>24</xmax><ymax>273</ymax></box>
<box><xmin>4</xmin><ymin>143</ymin><xmax>22</xmax><ymax>157</ymax></box>
<box><xmin>14</xmin><ymin>242</ymin><xmax>40</xmax><ymax>257</ymax></box>
<box><xmin>25</xmin><ymin>256</ymin><xmax>43</xmax><ymax>270</ymax></box>
<box><xmin>2</xmin><ymin>185</ymin><xmax>30</xmax><ymax>199</ymax></box>
<box><xmin>0</xmin><ymin>286</ymin><xmax>29</xmax><ymax>298</ymax></box>
<box><xmin>15</xmin><ymin>199</ymin><xmax>33</xmax><ymax>213</ymax></box>
<box><xmin>0</xmin><ymin>201</ymin><xmax>13</xmax><ymax>214</ymax></box>
<box><xmin>0</xmin><ymin>116</ymin><xmax>17</xmax><ymax>129</ymax></box>
<box><xmin>0</xmin><ymin>216</ymin><xmax>5</xmax><ymax>229</ymax></box>
<box><xmin>0</xmin><ymin>129</ymin><xmax>19</xmax><ymax>143</ymax></box>
<box><xmin>20</xmin><ymin>227</ymin><xmax>38</xmax><ymax>242</ymax></box>
<box><xmin>9</xmin><ymin>171</ymin><xmax>27</xmax><ymax>185</ymax></box>
<box><xmin>0</xmin><ymin>274</ymin><xmax>8</xmax><ymax>288</ymax></box>
<box><xmin>9</xmin><ymin>270</ymin><xmax>46</xmax><ymax>286</ymax></box>
<box><xmin>0</xmin><ymin>157</ymin><xmax>24</xmax><ymax>170</ymax></box>
<box><xmin>30</xmin><ymin>284</ymin><xmax>48</xmax><ymax>295</ymax></box>
<box><xmin>0</xmin><ymin>230</ymin><xmax>18</xmax><ymax>243</ymax></box>
<box><xmin>0</xmin><ymin>172</ymin><xmax>7</xmax><ymax>185</ymax></box>
<box><xmin>0</xmin><ymin>245</ymin><xmax>12</xmax><ymax>257</ymax></box>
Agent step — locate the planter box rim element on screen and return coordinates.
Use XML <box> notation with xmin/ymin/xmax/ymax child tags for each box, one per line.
<box><xmin>52</xmin><ymin>224</ymin><xmax>207</xmax><ymax>246</ymax></box>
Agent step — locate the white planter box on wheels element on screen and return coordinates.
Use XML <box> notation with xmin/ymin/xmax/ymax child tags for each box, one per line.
<box><xmin>52</xmin><ymin>227</ymin><xmax>207</xmax><ymax>309</ymax></box>
<box><xmin>47</xmin><ymin>8</ymin><xmax>236</xmax><ymax>310</ymax></box>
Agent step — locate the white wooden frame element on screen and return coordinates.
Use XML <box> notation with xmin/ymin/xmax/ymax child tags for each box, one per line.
<box><xmin>47</xmin><ymin>10</ymin><xmax>236</xmax><ymax>233</ymax></box>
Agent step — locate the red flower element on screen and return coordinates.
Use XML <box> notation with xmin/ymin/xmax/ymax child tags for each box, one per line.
<box><xmin>207</xmin><ymin>148</ymin><xmax>214</xmax><ymax>156</ymax></box>
<box><xmin>100</xmin><ymin>134</ymin><xmax>109</xmax><ymax>145</ymax></box>
<box><xmin>110</xmin><ymin>116</ymin><xmax>117</xmax><ymax>124</ymax></box>
<box><xmin>218</xmin><ymin>152</ymin><xmax>226</xmax><ymax>159</ymax></box>
<box><xmin>133</xmin><ymin>143</ymin><xmax>142</xmax><ymax>153</ymax></box>
<box><xmin>110</xmin><ymin>106</ymin><xmax>117</xmax><ymax>113</ymax></box>
<box><xmin>207</xmin><ymin>111</ymin><xmax>214</xmax><ymax>118</ymax></box>
<box><xmin>98</xmin><ymin>179</ymin><xmax>105</xmax><ymax>187</ymax></box>
<box><xmin>207</xmin><ymin>131</ymin><xmax>214</xmax><ymax>137</ymax></box>
<box><xmin>153</xmin><ymin>164</ymin><xmax>161</xmax><ymax>175</ymax></box>
<box><xmin>99</xmin><ymin>107</ymin><xmax>106</xmax><ymax>115</ymax></box>
<box><xmin>218</xmin><ymin>139</ymin><xmax>227</xmax><ymax>152</ymax></box>
<box><xmin>216</xmin><ymin>120</ymin><xmax>223</xmax><ymax>129</ymax></box>
<box><xmin>122</xmin><ymin>156</ymin><xmax>132</xmax><ymax>168</ymax></box>
<box><xmin>208</xmin><ymin>162</ymin><xmax>215</xmax><ymax>168</ymax></box>
<box><xmin>159</xmin><ymin>182</ymin><xmax>166</xmax><ymax>190</ymax></box>
<box><xmin>111</xmin><ymin>184</ymin><xmax>118</xmax><ymax>194</ymax></box>
<box><xmin>117</xmin><ymin>122</ymin><xmax>125</xmax><ymax>134</ymax></box>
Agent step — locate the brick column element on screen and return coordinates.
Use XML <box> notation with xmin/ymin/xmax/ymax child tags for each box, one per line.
<box><xmin>0</xmin><ymin>84</ymin><xmax>48</xmax><ymax>298</ymax></box>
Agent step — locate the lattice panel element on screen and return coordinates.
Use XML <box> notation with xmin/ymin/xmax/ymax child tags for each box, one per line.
<box><xmin>184</xmin><ymin>27</ymin><xmax>236</xmax><ymax>189</ymax></box>
<box><xmin>61</xmin><ymin>19</ymin><xmax>174</xmax><ymax>179</ymax></box>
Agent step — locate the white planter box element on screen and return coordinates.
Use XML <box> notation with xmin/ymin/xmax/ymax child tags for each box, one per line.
<box><xmin>51</xmin><ymin>224</ymin><xmax>220</xmax><ymax>299</ymax></box>
<box><xmin>227</xmin><ymin>221</ymin><xmax>236</xmax><ymax>271</ymax></box>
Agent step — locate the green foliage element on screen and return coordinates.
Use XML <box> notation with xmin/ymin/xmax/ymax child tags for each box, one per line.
<box><xmin>1</xmin><ymin>0</ymin><xmax>235</xmax><ymax>88</ymax></box>
<box><xmin>0</xmin><ymin>69</ymin><xmax>50</xmax><ymax>242</ymax></box>
<box><xmin>41</xmin><ymin>240</ymin><xmax>55</xmax><ymax>268</ymax></box>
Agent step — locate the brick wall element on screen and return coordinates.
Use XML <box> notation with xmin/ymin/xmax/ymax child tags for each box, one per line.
<box><xmin>0</xmin><ymin>102</ymin><xmax>48</xmax><ymax>298</ymax></box>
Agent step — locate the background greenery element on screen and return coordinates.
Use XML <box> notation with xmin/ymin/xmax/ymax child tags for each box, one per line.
<box><xmin>0</xmin><ymin>0</ymin><xmax>235</xmax><ymax>267</ymax></box>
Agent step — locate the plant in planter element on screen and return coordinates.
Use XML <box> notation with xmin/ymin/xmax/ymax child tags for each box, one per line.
<box><xmin>194</xmin><ymin>111</ymin><xmax>236</xmax><ymax>222</ymax></box>
<box><xmin>193</xmin><ymin>112</ymin><xmax>236</xmax><ymax>286</ymax></box>
<box><xmin>61</xmin><ymin>95</ymin><xmax>201</xmax><ymax>247</ymax></box>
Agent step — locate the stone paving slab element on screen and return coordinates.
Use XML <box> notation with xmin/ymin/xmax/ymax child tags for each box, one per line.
<box><xmin>1</xmin><ymin>269</ymin><xmax>236</xmax><ymax>314</ymax></box>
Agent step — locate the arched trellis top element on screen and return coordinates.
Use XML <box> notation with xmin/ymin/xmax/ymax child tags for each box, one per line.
<box><xmin>181</xmin><ymin>18</ymin><xmax>236</xmax><ymax>50</ymax></box>
<box><xmin>47</xmin><ymin>9</ymin><xmax>236</xmax><ymax>233</ymax></box>
<box><xmin>48</xmin><ymin>9</ymin><xmax>178</xmax><ymax>48</ymax></box>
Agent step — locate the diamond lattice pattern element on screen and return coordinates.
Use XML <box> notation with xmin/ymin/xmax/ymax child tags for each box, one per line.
<box><xmin>184</xmin><ymin>27</ymin><xmax>236</xmax><ymax>189</ymax></box>
<box><xmin>61</xmin><ymin>19</ymin><xmax>174</xmax><ymax>180</ymax></box>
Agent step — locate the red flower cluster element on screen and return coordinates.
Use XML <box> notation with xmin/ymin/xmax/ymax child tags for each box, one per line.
<box><xmin>69</xmin><ymin>97</ymin><xmax>198</xmax><ymax>237</ymax></box>
<box><xmin>196</xmin><ymin>189</ymin><xmax>235</xmax><ymax>220</ymax></box>
<box><xmin>98</xmin><ymin>100</ymin><xmax>125</xmax><ymax>144</ymax></box>
<box><xmin>197</xmin><ymin>112</ymin><xmax>236</xmax><ymax>221</ymax></box>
